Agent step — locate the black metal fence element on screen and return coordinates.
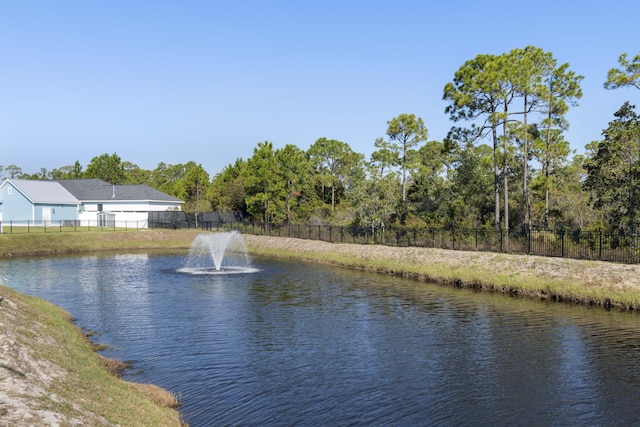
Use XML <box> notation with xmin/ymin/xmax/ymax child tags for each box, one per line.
<box><xmin>0</xmin><ymin>219</ymin><xmax>148</xmax><ymax>233</ymax></box>
<box><xmin>4</xmin><ymin>211</ymin><xmax>638</xmax><ymax>264</ymax></box>
<box><xmin>148</xmin><ymin>211</ymin><xmax>241</xmax><ymax>230</ymax></box>
<box><xmin>221</xmin><ymin>222</ymin><xmax>640</xmax><ymax>264</ymax></box>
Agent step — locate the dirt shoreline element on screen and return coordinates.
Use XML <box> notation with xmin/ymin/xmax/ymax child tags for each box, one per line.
<box><xmin>0</xmin><ymin>285</ymin><xmax>184</xmax><ymax>426</ymax></box>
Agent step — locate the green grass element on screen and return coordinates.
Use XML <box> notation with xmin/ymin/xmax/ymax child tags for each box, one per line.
<box><xmin>0</xmin><ymin>229</ymin><xmax>202</xmax><ymax>256</ymax></box>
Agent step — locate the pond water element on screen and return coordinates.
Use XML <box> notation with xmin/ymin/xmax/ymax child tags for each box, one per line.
<box><xmin>2</xmin><ymin>250</ymin><xmax>640</xmax><ymax>426</ymax></box>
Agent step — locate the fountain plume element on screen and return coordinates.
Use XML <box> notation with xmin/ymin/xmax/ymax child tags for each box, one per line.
<box><xmin>181</xmin><ymin>231</ymin><xmax>256</xmax><ymax>274</ymax></box>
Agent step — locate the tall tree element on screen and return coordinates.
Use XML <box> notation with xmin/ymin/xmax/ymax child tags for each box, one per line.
<box><xmin>274</xmin><ymin>144</ymin><xmax>315</xmax><ymax>225</ymax></box>
<box><xmin>605</xmin><ymin>52</ymin><xmax>640</xmax><ymax>91</ymax></box>
<box><xmin>150</xmin><ymin>161</ymin><xmax>197</xmax><ymax>197</ymax></box>
<box><xmin>537</xmin><ymin>154</ymin><xmax>595</xmax><ymax>231</ymax></box>
<box><xmin>308</xmin><ymin>138</ymin><xmax>362</xmax><ymax>211</ymax></box>
<box><xmin>385</xmin><ymin>114</ymin><xmax>428</xmax><ymax>207</ymax></box>
<box><xmin>85</xmin><ymin>153</ymin><xmax>127</xmax><ymax>184</ymax></box>
<box><xmin>407</xmin><ymin>140</ymin><xmax>452</xmax><ymax>226</ymax></box>
<box><xmin>243</xmin><ymin>141</ymin><xmax>278</xmax><ymax>227</ymax></box>
<box><xmin>209</xmin><ymin>158</ymin><xmax>247</xmax><ymax>216</ymax></box>
<box><xmin>4</xmin><ymin>165</ymin><xmax>23</xmax><ymax>179</ymax></box>
<box><xmin>176</xmin><ymin>164</ymin><xmax>210</xmax><ymax>221</ymax></box>
<box><xmin>351</xmin><ymin>159</ymin><xmax>400</xmax><ymax>237</ymax></box>
<box><xmin>122</xmin><ymin>161</ymin><xmax>151</xmax><ymax>185</ymax></box>
<box><xmin>444</xmin><ymin>53</ymin><xmax>510</xmax><ymax>231</ymax></box>
<box><xmin>584</xmin><ymin>102</ymin><xmax>640</xmax><ymax>234</ymax></box>
<box><xmin>535</xmin><ymin>61</ymin><xmax>583</xmax><ymax>228</ymax></box>
<box><xmin>445</xmin><ymin>47</ymin><xmax>582</xmax><ymax>232</ymax></box>
<box><xmin>370</xmin><ymin>137</ymin><xmax>398</xmax><ymax>176</ymax></box>
<box><xmin>50</xmin><ymin>165</ymin><xmax>77</xmax><ymax>180</ymax></box>
<box><xmin>450</xmin><ymin>143</ymin><xmax>495</xmax><ymax>228</ymax></box>
<box><xmin>508</xmin><ymin>47</ymin><xmax>550</xmax><ymax>231</ymax></box>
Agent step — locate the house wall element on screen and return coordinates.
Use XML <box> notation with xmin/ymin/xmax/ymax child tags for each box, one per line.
<box><xmin>80</xmin><ymin>201</ymin><xmax>182</xmax><ymax>212</ymax></box>
<box><xmin>78</xmin><ymin>210</ymin><xmax>149</xmax><ymax>227</ymax></box>
<box><xmin>77</xmin><ymin>200</ymin><xmax>181</xmax><ymax>228</ymax></box>
<box><xmin>0</xmin><ymin>182</ymin><xmax>35</xmax><ymax>221</ymax></box>
<box><xmin>33</xmin><ymin>204</ymin><xmax>79</xmax><ymax>223</ymax></box>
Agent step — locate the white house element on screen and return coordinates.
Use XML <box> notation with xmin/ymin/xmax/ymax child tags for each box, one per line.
<box><xmin>57</xmin><ymin>179</ymin><xmax>183</xmax><ymax>227</ymax></box>
<box><xmin>0</xmin><ymin>178</ymin><xmax>183</xmax><ymax>230</ymax></box>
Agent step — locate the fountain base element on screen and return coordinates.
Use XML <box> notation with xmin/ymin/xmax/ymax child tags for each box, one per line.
<box><xmin>177</xmin><ymin>266</ymin><xmax>259</xmax><ymax>275</ymax></box>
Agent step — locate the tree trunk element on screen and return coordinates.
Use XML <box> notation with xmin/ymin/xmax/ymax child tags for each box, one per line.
<box><xmin>502</xmin><ymin>106</ymin><xmax>509</xmax><ymax>235</ymax></box>
<box><xmin>331</xmin><ymin>184</ymin><xmax>335</xmax><ymax>210</ymax></box>
<box><xmin>402</xmin><ymin>149</ymin><xmax>407</xmax><ymax>206</ymax></box>
<box><xmin>492</xmin><ymin>125</ymin><xmax>501</xmax><ymax>232</ymax></box>
<box><xmin>521</xmin><ymin>94</ymin><xmax>529</xmax><ymax>233</ymax></box>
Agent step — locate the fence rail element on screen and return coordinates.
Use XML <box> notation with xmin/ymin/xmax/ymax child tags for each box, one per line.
<box><xmin>224</xmin><ymin>222</ymin><xmax>640</xmax><ymax>264</ymax></box>
<box><xmin>0</xmin><ymin>218</ymin><xmax>219</xmax><ymax>234</ymax></box>
<box><xmin>0</xmin><ymin>219</ymin><xmax>150</xmax><ymax>233</ymax></box>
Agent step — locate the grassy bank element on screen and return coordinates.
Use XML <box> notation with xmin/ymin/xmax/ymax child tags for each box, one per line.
<box><xmin>241</xmin><ymin>235</ymin><xmax>640</xmax><ymax>312</ymax></box>
<box><xmin>0</xmin><ymin>285</ymin><xmax>184</xmax><ymax>426</ymax></box>
<box><xmin>0</xmin><ymin>229</ymin><xmax>203</xmax><ymax>257</ymax></box>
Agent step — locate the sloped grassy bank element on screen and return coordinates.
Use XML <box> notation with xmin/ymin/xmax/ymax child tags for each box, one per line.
<box><xmin>242</xmin><ymin>235</ymin><xmax>640</xmax><ymax>312</ymax></box>
<box><xmin>0</xmin><ymin>285</ymin><xmax>184</xmax><ymax>426</ymax></box>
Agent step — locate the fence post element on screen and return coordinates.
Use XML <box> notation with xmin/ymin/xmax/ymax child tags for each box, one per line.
<box><xmin>561</xmin><ymin>229</ymin><xmax>566</xmax><ymax>258</ymax></box>
<box><xmin>451</xmin><ymin>227</ymin><xmax>455</xmax><ymax>250</ymax></box>
<box><xmin>599</xmin><ymin>230</ymin><xmax>603</xmax><ymax>260</ymax></box>
<box><xmin>528</xmin><ymin>228</ymin><xmax>531</xmax><ymax>254</ymax></box>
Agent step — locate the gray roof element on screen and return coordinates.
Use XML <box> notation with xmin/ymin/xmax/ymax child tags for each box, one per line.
<box><xmin>57</xmin><ymin>179</ymin><xmax>183</xmax><ymax>203</ymax></box>
<box><xmin>4</xmin><ymin>179</ymin><xmax>79</xmax><ymax>204</ymax></box>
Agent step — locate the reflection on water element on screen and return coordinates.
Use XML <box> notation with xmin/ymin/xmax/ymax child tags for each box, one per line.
<box><xmin>2</xmin><ymin>252</ymin><xmax>640</xmax><ymax>426</ymax></box>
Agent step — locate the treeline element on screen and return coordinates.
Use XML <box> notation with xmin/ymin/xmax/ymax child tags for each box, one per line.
<box><xmin>2</xmin><ymin>48</ymin><xmax>639</xmax><ymax>236</ymax></box>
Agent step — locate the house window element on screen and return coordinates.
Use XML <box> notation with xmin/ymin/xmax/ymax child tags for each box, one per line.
<box><xmin>98</xmin><ymin>203</ymin><xmax>103</xmax><ymax>212</ymax></box>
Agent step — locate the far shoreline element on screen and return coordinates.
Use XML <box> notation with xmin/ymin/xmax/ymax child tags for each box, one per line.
<box><xmin>2</xmin><ymin>229</ymin><xmax>640</xmax><ymax>312</ymax></box>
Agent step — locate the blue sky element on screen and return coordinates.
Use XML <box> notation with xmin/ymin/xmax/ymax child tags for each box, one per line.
<box><xmin>1</xmin><ymin>1</ymin><xmax>638</xmax><ymax>177</ymax></box>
